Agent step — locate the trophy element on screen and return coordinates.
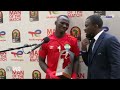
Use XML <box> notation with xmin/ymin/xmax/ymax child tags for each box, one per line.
<box><xmin>55</xmin><ymin>44</ymin><xmax>74</xmax><ymax>79</ymax></box>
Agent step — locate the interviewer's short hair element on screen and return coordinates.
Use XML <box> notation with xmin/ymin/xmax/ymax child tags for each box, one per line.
<box><xmin>87</xmin><ymin>15</ymin><xmax>103</xmax><ymax>28</ymax></box>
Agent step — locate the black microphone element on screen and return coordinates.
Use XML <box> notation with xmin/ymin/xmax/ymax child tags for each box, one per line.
<box><xmin>23</xmin><ymin>44</ymin><xmax>37</xmax><ymax>47</ymax></box>
<box><xmin>27</xmin><ymin>37</ymin><xmax>50</xmax><ymax>54</ymax></box>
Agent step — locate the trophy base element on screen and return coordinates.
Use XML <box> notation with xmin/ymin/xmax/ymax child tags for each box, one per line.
<box><xmin>56</xmin><ymin>72</ymin><xmax>71</xmax><ymax>79</ymax></box>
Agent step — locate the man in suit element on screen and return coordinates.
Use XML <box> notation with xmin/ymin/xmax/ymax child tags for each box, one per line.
<box><xmin>81</xmin><ymin>15</ymin><xmax>120</xmax><ymax>79</ymax></box>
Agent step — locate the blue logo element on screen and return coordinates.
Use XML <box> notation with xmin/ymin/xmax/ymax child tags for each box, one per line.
<box><xmin>102</xmin><ymin>26</ymin><xmax>109</xmax><ymax>32</ymax></box>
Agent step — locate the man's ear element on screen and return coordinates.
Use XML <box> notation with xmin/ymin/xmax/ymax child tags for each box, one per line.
<box><xmin>95</xmin><ymin>24</ymin><xmax>98</xmax><ymax>28</ymax></box>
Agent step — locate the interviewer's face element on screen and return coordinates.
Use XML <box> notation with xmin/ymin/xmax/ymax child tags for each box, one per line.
<box><xmin>55</xmin><ymin>16</ymin><xmax>69</xmax><ymax>34</ymax></box>
<box><xmin>84</xmin><ymin>19</ymin><xmax>95</xmax><ymax>40</ymax></box>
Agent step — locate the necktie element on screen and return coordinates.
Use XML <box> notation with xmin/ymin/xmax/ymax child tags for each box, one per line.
<box><xmin>89</xmin><ymin>39</ymin><xmax>95</xmax><ymax>52</ymax></box>
<box><xmin>88</xmin><ymin>39</ymin><xmax>95</xmax><ymax>62</ymax></box>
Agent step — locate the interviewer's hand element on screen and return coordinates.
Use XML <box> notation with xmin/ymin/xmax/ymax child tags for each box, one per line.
<box><xmin>81</xmin><ymin>38</ymin><xmax>90</xmax><ymax>51</ymax></box>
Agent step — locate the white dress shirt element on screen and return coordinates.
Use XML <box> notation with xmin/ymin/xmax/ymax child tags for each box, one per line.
<box><xmin>92</xmin><ymin>30</ymin><xmax>104</xmax><ymax>51</ymax></box>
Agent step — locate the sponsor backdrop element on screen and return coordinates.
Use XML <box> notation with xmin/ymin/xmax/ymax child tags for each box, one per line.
<box><xmin>0</xmin><ymin>11</ymin><xmax>119</xmax><ymax>79</ymax></box>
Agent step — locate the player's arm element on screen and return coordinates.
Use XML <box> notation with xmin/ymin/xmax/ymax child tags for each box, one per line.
<box><xmin>71</xmin><ymin>56</ymin><xmax>79</xmax><ymax>79</ymax></box>
<box><xmin>39</xmin><ymin>56</ymin><xmax>48</xmax><ymax>73</ymax></box>
<box><xmin>39</xmin><ymin>46</ymin><xmax>59</xmax><ymax>79</ymax></box>
<box><xmin>71</xmin><ymin>39</ymin><xmax>80</xmax><ymax>79</ymax></box>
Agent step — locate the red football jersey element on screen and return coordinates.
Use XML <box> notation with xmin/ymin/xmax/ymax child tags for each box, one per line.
<box><xmin>39</xmin><ymin>33</ymin><xmax>80</xmax><ymax>78</ymax></box>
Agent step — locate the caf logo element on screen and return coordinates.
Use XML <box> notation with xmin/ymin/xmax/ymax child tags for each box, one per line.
<box><xmin>32</xmin><ymin>70</ymin><xmax>41</xmax><ymax>79</ymax></box>
<box><xmin>0</xmin><ymin>11</ymin><xmax>3</xmax><ymax>23</ymax></box>
<box><xmin>0</xmin><ymin>68</ymin><xmax>6</xmax><ymax>79</ymax></box>
<box><xmin>70</xmin><ymin>26</ymin><xmax>81</xmax><ymax>41</ymax></box>
<box><xmin>12</xmin><ymin>29</ymin><xmax>21</xmax><ymax>43</ymax></box>
<box><xmin>29</xmin><ymin>11</ymin><xmax>39</xmax><ymax>21</ymax></box>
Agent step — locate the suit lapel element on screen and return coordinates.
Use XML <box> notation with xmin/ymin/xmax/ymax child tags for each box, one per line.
<box><xmin>90</xmin><ymin>32</ymin><xmax>106</xmax><ymax>64</ymax></box>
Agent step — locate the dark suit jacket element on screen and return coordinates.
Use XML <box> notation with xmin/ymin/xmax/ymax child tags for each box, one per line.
<box><xmin>82</xmin><ymin>32</ymin><xmax>120</xmax><ymax>79</ymax></box>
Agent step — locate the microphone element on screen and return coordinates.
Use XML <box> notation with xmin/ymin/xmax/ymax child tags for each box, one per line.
<box><xmin>0</xmin><ymin>44</ymin><xmax>37</xmax><ymax>53</ymax></box>
<box><xmin>27</xmin><ymin>37</ymin><xmax>50</xmax><ymax>54</ymax></box>
<box><xmin>23</xmin><ymin>44</ymin><xmax>37</xmax><ymax>47</ymax></box>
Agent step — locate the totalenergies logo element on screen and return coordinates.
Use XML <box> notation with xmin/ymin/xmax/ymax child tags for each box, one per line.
<box><xmin>28</xmin><ymin>29</ymin><xmax>41</xmax><ymax>37</ymax></box>
<box><xmin>0</xmin><ymin>31</ymin><xmax>6</xmax><ymax>38</ymax></box>
<box><xmin>11</xmin><ymin>50</ymin><xmax>23</xmax><ymax>58</ymax></box>
<box><xmin>47</xmin><ymin>11</ymin><xmax>59</xmax><ymax>18</ymax></box>
<box><xmin>49</xmin><ymin>11</ymin><xmax>59</xmax><ymax>15</ymax></box>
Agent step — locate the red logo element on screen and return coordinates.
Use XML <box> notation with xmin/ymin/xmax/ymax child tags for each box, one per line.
<box><xmin>12</xmin><ymin>70</ymin><xmax>24</xmax><ymax>79</ymax></box>
<box><xmin>47</xmin><ymin>29</ymin><xmax>55</xmax><ymax>36</ymax></box>
<box><xmin>30</xmin><ymin>51</ymin><xmax>39</xmax><ymax>62</ymax></box>
<box><xmin>28</xmin><ymin>29</ymin><xmax>42</xmax><ymax>41</ymax></box>
<box><xmin>9</xmin><ymin>11</ymin><xmax>21</xmax><ymax>21</ymax></box>
<box><xmin>78</xmin><ymin>73</ymin><xmax>85</xmax><ymax>79</ymax></box>
<box><xmin>67</xmin><ymin>11</ymin><xmax>82</xmax><ymax>18</ymax></box>
<box><xmin>0</xmin><ymin>52</ymin><xmax>7</xmax><ymax>61</ymax></box>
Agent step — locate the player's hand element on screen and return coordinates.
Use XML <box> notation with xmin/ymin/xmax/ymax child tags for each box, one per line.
<box><xmin>46</xmin><ymin>69</ymin><xmax>60</xmax><ymax>79</ymax></box>
<box><xmin>49</xmin><ymin>71</ymin><xmax>60</xmax><ymax>79</ymax></box>
<box><xmin>71</xmin><ymin>72</ymin><xmax>78</xmax><ymax>79</ymax></box>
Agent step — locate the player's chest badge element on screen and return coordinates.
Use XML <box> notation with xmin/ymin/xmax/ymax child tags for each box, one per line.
<box><xmin>64</xmin><ymin>44</ymin><xmax>71</xmax><ymax>50</ymax></box>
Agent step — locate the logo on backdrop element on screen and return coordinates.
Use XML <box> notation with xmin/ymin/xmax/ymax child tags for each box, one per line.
<box><xmin>28</xmin><ymin>29</ymin><xmax>42</xmax><ymax>41</ymax></box>
<box><xmin>102</xmin><ymin>26</ymin><xmax>109</xmax><ymax>32</ymax></box>
<box><xmin>30</xmin><ymin>50</ymin><xmax>39</xmax><ymax>62</ymax></box>
<box><xmin>0</xmin><ymin>31</ymin><xmax>6</xmax><ymax>42</ymax></box>
<box><xmin>0</xmin><ymin>11</ymin><xmax>3</xmax><ymax>23</ymax></box>
<box><xmin>12</xmin><ymin>67</ymin><xmax>24</xmax><ymax>79</ymax></box>
<box><xmin>94</xmin><ymin>11</ymin><xmax>113</xmax><ymax>18</ymax></box>
<box><xmin>94</xmin><ymin>11</ymin><xmax>106</xmax><ymax>16</ymax></box>
<box><xmin>9</xmin><ymin>11</ymin><xmax>21</xmax><ymax>21</ymax></box>
<box><xmin>0</xmin><ymin>68</ymin><xmax>6</xmax><ymax>79</ymax></box>
<box><xmin>70</xmin><ymin>26</ymin><xmax>81</xmax><ymax>41</ymax></box>
<box><xmin>46</xmin><ymin>11</ymin><xmax>59</xmax><ymax>18</ymax></box>
<box><xmin>29</xmin><ymin>11</ymin><xmax>39</xmax><ymax>22</ymax></box>
<box><xmin>0</xmin><ymin>52</ymin><xmax>7</xmax><ymax>61</ymax></box>
<box><xmin>49</xmin><ymin>11</ymin><xmax>59</xmax><ymax>15</ymax></box>
<box><xmin>67</xmin><ymin>11</ymin><xmax>83</xmax><ymax>18</ymax></box>
<box><xmin>78</xmin><ymin>73</ymin><xmax>85</xmax><ymax>79</ymax></box>
<box><xmin>47</xmin><ymin>29</ymin><xmax>55</xmax><ymax>36</ymax></box>
<box><xmin>32</xmin><ymin>70</ymin><xmax>41</xmax><ymax>79</ymax></box>
<box><xmin>11</xmin><ymin>50</ymin><xmax>24</xmax><ymax>61</ymax></box>
<box><xmin>6</xmin><ymin>66</ymin><xmax>12</xmax><ymax>72</ymax></box>
<box><xmin>12</xmin><ymin>29</ymin><xmax>21</xmax><ymax>43</ymax></box>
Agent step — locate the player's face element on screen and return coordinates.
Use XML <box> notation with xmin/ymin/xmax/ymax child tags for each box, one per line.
<box><xmin>56</xmin><ymin>16</ymin><xmax>69</xmax><ymax>34</ymax></box>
